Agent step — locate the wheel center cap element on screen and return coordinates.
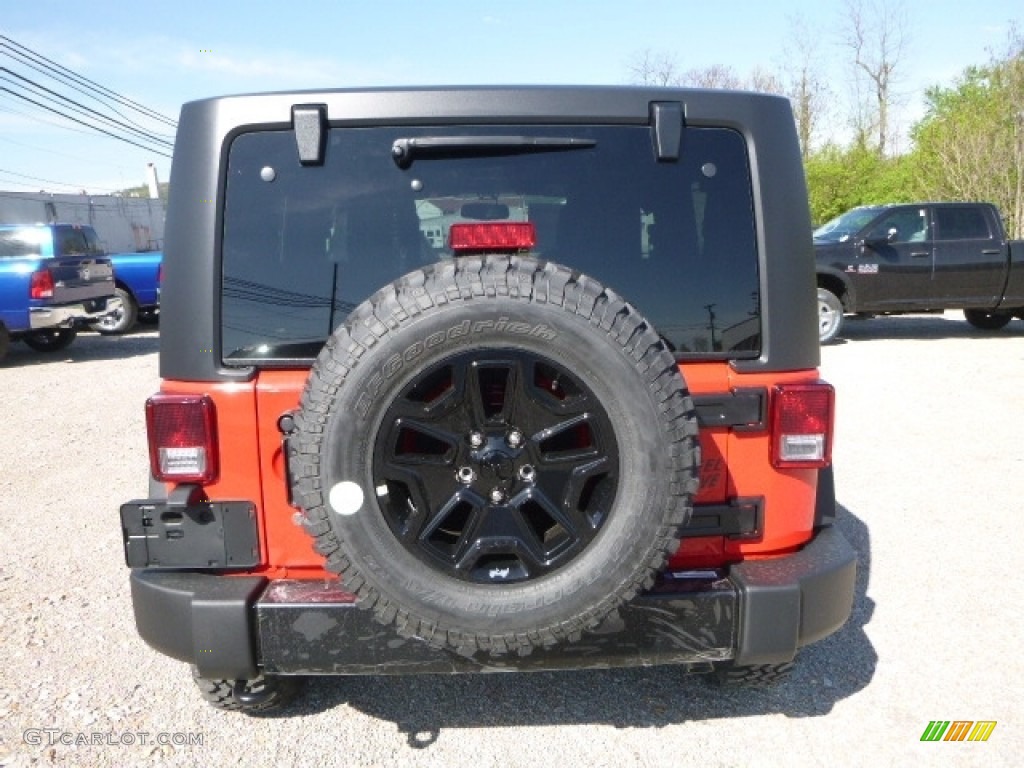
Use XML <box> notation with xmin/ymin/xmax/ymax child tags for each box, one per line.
<box><xmin>479</xmin><ymin>450</ymin><xmax>515</xmax><ymax>482</ymax></box>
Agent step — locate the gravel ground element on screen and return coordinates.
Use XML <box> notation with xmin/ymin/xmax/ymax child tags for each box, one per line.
<box><xmin>1</xmin><ymin>314</ymin><xmax>1022</xmax><ymax>768</ymax></box>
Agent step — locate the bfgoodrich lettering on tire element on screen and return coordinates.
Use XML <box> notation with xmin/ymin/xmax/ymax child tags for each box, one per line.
<box><xmin>291</xmin><ymin>255</ymin><xmax>700</xmax><ymax>656</ymax></box>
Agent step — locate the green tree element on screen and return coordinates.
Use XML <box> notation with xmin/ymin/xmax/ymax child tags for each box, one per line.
<box><xmin>804</xmin><ymin>143</ymin><xmax>917</xmax><ymax>225</ymax></box>
<box><xmin>911</xmin><ymin>31</ymin><xmax>1024</xmax><ymax>237</ymax></box>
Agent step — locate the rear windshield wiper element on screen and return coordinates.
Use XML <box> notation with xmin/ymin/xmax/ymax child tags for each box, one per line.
<box><xmin>391</xmin><ymin>136</ymin><xmax>596</xmax><ymax>168</ymax></box>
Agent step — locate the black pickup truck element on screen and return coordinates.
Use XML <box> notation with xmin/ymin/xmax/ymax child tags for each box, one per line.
<box><xmin>814</xmin><ymin>202</ymin><xmax>1024</xmax><ymax>342</ymax></box>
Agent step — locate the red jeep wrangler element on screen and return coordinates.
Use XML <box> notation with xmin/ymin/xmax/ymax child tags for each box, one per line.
<box><xmin>122</xmin><ymin>86</ymin><xmax>856</xmax><ymax>711</ymax></box>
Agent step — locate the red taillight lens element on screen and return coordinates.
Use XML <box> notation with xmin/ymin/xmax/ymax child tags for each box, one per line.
<box><xmin>157</xmin><ymin>263</ymin><xmax>163</xmax><ymax>285</ymax></box>
<box><xmin>30</xmin><ymin>269</ymin><xmax>54</xmax><ymax>299</ymax></box>
<box><xmin>771</xmin><ymin>382</ymin><xmax>835</xmax><ymax>468</ymax></box>
<box><xmin>145</xmin><ymin>394</ymin><xmax>219</xmax><ymax>484</ymax></box>
<box><xmin>449</xmin><ymin>222</ymin><xmax>536</xmax><ymax>252</ymax></box>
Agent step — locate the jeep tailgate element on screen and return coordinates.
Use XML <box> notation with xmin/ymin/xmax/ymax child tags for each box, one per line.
<box><xmin>254</xmin><ymin>370</ymin><xmax>331</xmax><ymax>576</ymax></box>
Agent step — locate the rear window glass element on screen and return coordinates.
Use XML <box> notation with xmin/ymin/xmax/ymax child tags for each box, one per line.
<box><xmin>221</xmin><ymin>124</ymin><xmax>760</xmax><ymax>363</ymax></box>
<box><xmin>54</xmin><ymin>226</ymin><xmax>103</xmax><ymax>256</ymax></box>
<box><xmin>0</xmin><ymin>228</ymin><xmax>44</xmax><ymax>259</ymax></box>
<box><xmin>934</xmin><ymin>207</ymin><xmax>992</xmax><ymax>241</ymax></box>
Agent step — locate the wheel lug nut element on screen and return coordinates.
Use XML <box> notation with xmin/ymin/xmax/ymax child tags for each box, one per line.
<box><xmin>489</xmin><ymin>488</ymin><xmax>506</xmax><ymax>504</ymax></box>
<box><xmin>507</xmin><ymin>430</ymin><xmax>523</xmax><ymax>448</ymax></box>
<box><xmin>519</xmin><ymin>465</ymin><xmax>536</xmax><ymax>483</ymax></box>
<box><xmin>468</xmin><ymin>431</ymin><xmax>484</xmax><ymax>448</ymax></box>
<box><xmin>457</xmin><ymin>466</ymin><xmax>476</xmax><ymax>485</ymax></box>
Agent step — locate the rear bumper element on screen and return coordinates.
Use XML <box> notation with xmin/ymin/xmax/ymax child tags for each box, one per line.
<box><xmin>29</xmin><ymin>296</ymin><xmax>123</xmax><ymax>329</ymax></box>
<box><xmin>128</xmin><ymin>526</ymin><xmax>857</xmax><ymax>679</ymax></box>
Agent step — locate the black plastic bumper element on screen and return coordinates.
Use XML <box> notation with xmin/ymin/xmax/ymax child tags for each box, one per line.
<box><xmin>129</xmin><ymin>525</ymin><xmax>856</xmax><ymax>679</ymax></box>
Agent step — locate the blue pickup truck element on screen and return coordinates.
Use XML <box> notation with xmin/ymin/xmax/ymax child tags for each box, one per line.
<box><xmin>0</xmin><ymin>223</ymin><xmax>121</xmax><ymax>361</ymax></box>
<box><xmin>90</xmin><ymin>250</ymin><xmax>162</xmax><ymax>334</ymax></box>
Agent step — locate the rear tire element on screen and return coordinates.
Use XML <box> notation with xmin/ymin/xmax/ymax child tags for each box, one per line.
<box><xmin>710</xmin><ymin>661</ymin><xmax>795</xmax><ymax>688</ymax></box>
<box><xmin>89</xmin><ymin>287</ymin><xmax>138</xmax><ymax>335</ymax></box>
<box><xmin>817</xmin><ymin>288</ymin><xmax>844</xmax><ymax>344</ymax></box>
<box><xmin>963</xmin><ymin>308</ymin><xmax>1012</xmax><ymax>330</ymax></box>
<box><xmin>0</xmin><ymin>323</ymin><xmax>9</xmax><ymax>362</ymax></box>
<box><xmin>22</xmin><ymin>328</ymin><xmax>77</xmax><ymax>352</ymax></box>
<box><xmin>192</xmin><ymin>668</ymin><xmax>304</xmax><ymax>713</ymax></box>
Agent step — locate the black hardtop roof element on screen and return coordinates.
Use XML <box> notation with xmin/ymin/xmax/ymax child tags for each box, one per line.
<box><xmin>173</xmin><ymin>85</ymin><xmax>794</xmax><ymax>138</ymax></box>
<box><xmin>183</xmin><ymin>83</ymin><xmax>786</xmax><ymax>113</ymax></box>
<box><xmin>161</xmin><ymin>83</ymin><xmax>820</xmax><ymax>380</ymax></box>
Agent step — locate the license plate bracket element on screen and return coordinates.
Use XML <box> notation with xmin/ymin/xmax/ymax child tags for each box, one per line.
<box><xmin>120</xmin><ymin>498</ymin><xmax>259</xmax><ymax>569</ymax></box>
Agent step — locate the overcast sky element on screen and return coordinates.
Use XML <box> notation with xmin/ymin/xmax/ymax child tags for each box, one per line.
<box><xmin>1</xmin><ymin>0</ymin><xmax>1020</xmax><ymax>195</ymax></box>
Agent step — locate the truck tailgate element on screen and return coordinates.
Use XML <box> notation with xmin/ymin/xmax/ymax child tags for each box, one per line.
<box><xmin>41</xmin><ymin>256</ymin><xmax>115</xmax><ymax>305</ymax></box>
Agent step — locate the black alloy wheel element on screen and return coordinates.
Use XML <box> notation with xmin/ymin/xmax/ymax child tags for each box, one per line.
<box><xmin>372</xmin><ymin>349</ymin><xmax>618</xmax><ymax>585</ymax></box>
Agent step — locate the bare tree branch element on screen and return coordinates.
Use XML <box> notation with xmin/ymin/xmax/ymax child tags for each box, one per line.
<box><xmin>779</xmin><ymin>14</ymin><xmax>833</xmax><ymax>158</ymax></box>
<box><xmin>841</xmin><ymin>0</ymin><xmax>909</xmax><ymax>155</ymax></box>
<box><xmin>626</xmin><ymin>49</ymin><xmax>684</xmax><ymax>87</ymax></box>
<box><xmin>680</xmin><ymin>65</ymin><xmax>743</xmax><ymax>90</ymax></box>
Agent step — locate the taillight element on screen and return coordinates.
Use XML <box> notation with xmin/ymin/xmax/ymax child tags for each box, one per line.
<box><xmin>157</xmin><ymin>263</ymin><xmax>163</xmax><ymax>285</ymax></box>
<box><xmin>771</xmin><ymin>382</ymin><xmax>834</xmax><ymax>468</ymax></box>
<box><xmin>145</xmin><ymin>394</ymin><xmax>219</xmax><ymax>484</ymax></box>
<box><xmin>30</xmin><ymin>269</ymin><xmax>54</xmax><ymax>299</ymax></box>
<box><xmin>449</xmin><ymin>222</ymin><xmax>536</xmax><ymax>252</ymax></box>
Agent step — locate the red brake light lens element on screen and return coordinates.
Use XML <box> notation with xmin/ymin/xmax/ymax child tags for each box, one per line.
<box><xmin>145</xmin><ymin>394</ymin><xmax>219</xmax><ymax>484</ymax></box>
<box><xmin>30</xmin><ymin>269</ymin><xmax>54</xmax><ymax>299</ymax></box>
<box><xmin>449</xmin><ymin>222</ymin><xmax>536</xmax><ymax>252</ymax></box>
<box><xmin>771</xmin><ymin>382</ymin><xmax>835</xmax><ymax>468</ymax></box>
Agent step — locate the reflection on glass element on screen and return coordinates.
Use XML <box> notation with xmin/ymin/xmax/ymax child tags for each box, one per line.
<box><xmin>222</xmin><ymin>125</ymin><xmax>760</xmax><ymax>361</ymax></box>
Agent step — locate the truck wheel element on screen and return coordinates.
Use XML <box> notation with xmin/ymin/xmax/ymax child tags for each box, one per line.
<box><xmin>0</xmin><ymin>323</ymin><xmax>9</xmax><ymax>362</ymax></box>
<box><xmin>817</xmin><ymin>288</ymin><xmax>844</xmax><ymax>344</ymax></box>
<box><xmin>709</xmin><ymin>661</ymin><xmax>795</xmax><ymax>688</ymax></box>
<box><xmin>963</xmin><ymin>308</ymin><xmax>1012</xmax><ymax>331</ymax></box>
<box><xmin>192</xmin><ymin>668</ymin><xmax>303</xmax><ymax>713</ymax></box>
<box><xmin>291</xmin><ymin>255</ymin><xmax>700</xmax><ymax>656</ymax></box>
<box><xmin>89</xmin><ymin>287</ymin><xmax>138</xmax><ymax>335</ymax></box>
<box><xmin>22</xmin><ymin>328</ymin><xmax>77</xmax><ymax>352</ymax></box>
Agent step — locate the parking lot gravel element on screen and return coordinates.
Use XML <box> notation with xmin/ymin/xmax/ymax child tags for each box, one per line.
<box><xmin>1</xmin><ymin>313</ymin><xmax>1022</xmax><ymax>767</ymax></box>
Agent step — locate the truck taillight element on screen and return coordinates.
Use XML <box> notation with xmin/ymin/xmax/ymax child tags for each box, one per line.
<box><xmin>771</xmin><ymin>382</ymin><xmax>834</xmax><ymax>468</ymax></box>
<box><xmin>30</xmin><ymin>269</ymin><xmax>54</xmax><ymax>299</ymax></box>
<box><xmin>145</xmin><ymin>394</ymin><xmax>219</xmax><ymax>484</ymax></box>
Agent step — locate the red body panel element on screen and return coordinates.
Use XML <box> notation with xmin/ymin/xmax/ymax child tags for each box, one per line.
<box><xmin>157</xmin><ymin>361</ymin><xmax>826</xmax><ymax>577</ymax></box>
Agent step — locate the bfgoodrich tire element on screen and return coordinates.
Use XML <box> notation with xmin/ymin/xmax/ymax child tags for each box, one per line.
<box><xmin>192</xmin><ymin>668</ymin><xmax>303</xmax><ymax>713</ymax></box>
<box><xmin>291</xmin><ymin>255</ymin><xmax>700</xmax><ymax>656</ymax></box>
<box><xmin>709</xmin><ymin>661</ymin><xmax>795</xmax><ymax>688</ymax></box>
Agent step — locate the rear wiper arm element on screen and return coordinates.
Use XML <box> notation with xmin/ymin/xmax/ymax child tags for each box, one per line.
<box><xmin>391</xmin><ymin>136</ymin><xmax>596</xmax><ymax>168</ymax></box>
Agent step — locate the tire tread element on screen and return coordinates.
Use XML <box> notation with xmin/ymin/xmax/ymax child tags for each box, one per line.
<box><xmin>291</xmin><ymin>255</ymin><xmax>700</xmax><ymax>656</ymax></box>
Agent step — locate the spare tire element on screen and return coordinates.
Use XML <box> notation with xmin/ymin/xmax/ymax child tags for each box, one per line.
<box><xmin>291</xmin><ymin>255</ymin><xmax>699</xmax><ymax>655</ymax></box>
